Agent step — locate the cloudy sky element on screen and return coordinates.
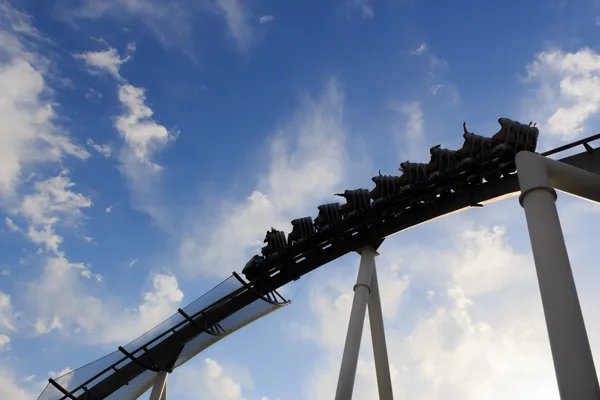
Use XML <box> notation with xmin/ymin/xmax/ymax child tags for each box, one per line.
<box><xmin>1</xmin><ymin>0</ymin><xmax>600</xmax><ymax>399</ymax></box>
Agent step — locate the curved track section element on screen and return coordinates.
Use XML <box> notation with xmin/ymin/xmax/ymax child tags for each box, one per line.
<box><xmin>39</xmin><ymin>134</ymin><xmax>600</xmax><ymax>400</ymax></box>
<box><xmin>39</xmin><ymin>275</ymin><xmax>289</xmax><ymax>400</ymax></box>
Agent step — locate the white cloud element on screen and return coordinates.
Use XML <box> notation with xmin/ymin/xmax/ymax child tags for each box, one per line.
<box><xmin>0</xmin><ymin>365</ymin><xmax>32</xmax><ymax>400</ymax></box>
<box><xmin>431</xmin><ymin>83</ymin><xmax>444</xmax><ymax>95</ymax></box>
<box><xmin>446</xmin><ymin>225</ymin><xmax>531</xmax><ymax>297</ymax></box>
<box><xmin>86</xmin><ymin>138</ymin><xmax>112</xmax><ymax>158</ymax></box>
<box><xmin>172</xmin><ymin>358</ymin><xmax>252</xmax><ymax>400</ymax></box>
<box><xmin>48</xmin><ymin>367</ymin><xmax>73</xmax><ymax>380</ymax></box>
<box><xmin>0</xmin><ymin>334</ymin><xmax>11</xmax><ymax>350</ymax></box>
<box><xmin>115</xmin><ymin>84</ymin><xmax>177</xmax><ymax>170</ymax></box>
<box><xmin>346</xmin><ymin>0</ymin><xmax>374</xmax><ymax>18</ymax></box>
<box><xmin>105</xmin><ymin>205</ymin><xmax>113</xmax><ymax>213</ymax></box>
<box><xmin>0</xmin><ymin>292</ymin><xmax>15</xmax><ymax>352</ymax></box>
<box><xmin>522</xmin><ymin>47</ymin><xmax>600</xmax><ymax>144</ymax></box>
<box><xmin>396</xmin><ymin>101</ymin><xmax>424</xmax><ymax>141</ymax></box>
<box><xmin>214</xmin><ymin>0</ymin><xmax>254</xmax><ymax>50</ymax></box>
<box><xmin>84</xmin><ymin>87</ymin><xmax>103</xmax><ymax>102</ymax></box>
<box><xmin>192</xmin><ymin>358</ymin><xmax>245</xmax><ymax>398</ymax></box>
<box><xmin>412</xmin><ymin>43</ymin><xmax>427</xmax><ymax>55</ymax></box>
<box><xmin>73</xmin><ymin>42</ymin><xmax>133</xmax><ymax>80</ymax></box>
<box><xmin>16</xmin><ymin>170</ymin><xmax>92</xmax><ymax>254</ymax></box>
<box><xmin>54</xmin><ymin>0</ymin><xmax>273</xmax><ymax>57</ymax></box>
<box><xmin>56</xmin><ymin>0</ymin><xmax>195</xmax><ymax>56</ymax></box>
<box><xmin>5</xmin><ymin>170</ymin><xmax>102</xmax><ymax>302</ymax></box>
<box><xmin>389</xmin><ymin>100</ymin><xmax>426</xmax><ymax>161</ymax></box>
<box><xmin>126</xmin><ymin>41</ymin><xmax>136</xmax><ymax>53</ymax></box>
<box><xmin>4</xmin><ymin>217</ymin><xmax>20</xmax><ymax>232</ymax></box>
<box><xmin>34</xmin><ymin>315</ymin><xmax>62</xmax><ymax>335</ymax></box>
<box><xmin>178</xmin><ymin>79</ymin><xmax>349</xmax><ymax>277</ymax></box>
<box><xmin>27</xmin><ymin>256</ymin><xmax>184</xmax><ymax>344</ymax></box>
<box><xmin>0</xmin><ymin>292</ymin><xmax>16</xmax><ymax>332</ymax></box>
<box><xmin>0</xmin><ymin>3</ymin><xmax>89</xmax><ymax>197</ymax></box>
<box><xmin>411</xmin><ymin>42</ymin><xmax>447</xmax><ymax>68</ymax></box>
<box><xmin>74</xmin><ymin>40</ymin><xmax>176</xmax><ymax>228</ymax></box>
<box><xmin>259</xmin><ymin>15</ymin><xmax>275</xmax><ymax>24</ymax></box>
<box><xmin>26</xmin><ymin>226</ymin><xmax>62</xmax><ymax>254</ymax></box>
<box><xmin>113</xmin><ymin>82</ymin><xmax>179</xmax><ymax>227</ymax></box>
<box><xmin>291</xmin><ymin>258</ymin><xmax>409</xmax><ymax>350</ymax></box>
<box><xmin>407</xmin><ymin>44</ymin><xmax>458</xmax><ymax>105</ymax></box>
<box><xmin>47</xmin><ymin>367</ymin><xmax>74</xmax><ymax>393</ymax></box>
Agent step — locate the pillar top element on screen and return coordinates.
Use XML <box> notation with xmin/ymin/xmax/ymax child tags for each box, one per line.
<box><xmin>356</xmin><ymin>246</ymin><xmax>380</xmax><ymax>257</ymax></box>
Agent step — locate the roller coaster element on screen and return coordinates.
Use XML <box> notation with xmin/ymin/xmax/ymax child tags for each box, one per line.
<box><xmin>39</xmin><ymin>118</ymin><xmax>600</xmax><ymax>400</ymax></box>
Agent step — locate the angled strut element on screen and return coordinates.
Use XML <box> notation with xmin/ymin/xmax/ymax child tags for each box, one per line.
<box><xmin>335</xmin><ymin>245</ymin><xmax>394</xmax><ymax>400</ymax></box>
<box><xmin>177</xmin><ymin>308</ymin><xmax>225</xmax><ymax>336</ymax></box>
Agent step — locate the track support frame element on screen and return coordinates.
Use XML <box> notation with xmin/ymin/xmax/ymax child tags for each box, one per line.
<box><xmin>335</xmin><ymin>246</ymin><xmax>394</xmax><ymax>400</ymax></box>
<box><xmin>516</xmin><ymin>151</ymin><xmax>600</xmax><ymax>400</ymax></box>
<box><xmin>148</xmin><ymin>370</ymin><xmax>168</xmax><ymax>400</ymax></box>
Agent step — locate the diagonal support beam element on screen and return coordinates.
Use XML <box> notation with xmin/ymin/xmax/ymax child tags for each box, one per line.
<box><xmin>335</xmin><ymin>247</ymin><xmax>375</xmax><ymax>400</ymax></box>
<box><xmin>148</xmin><ymin>370</ymin><xmax>168</xmax><ymax>400</ymax></box>
<box><xmin>515</xmin><ymin>151</ymin><xmax>600</xmax><ymax>400</ymax></box>
<box><xmin>368</xmin><ymin>262</ymin><xmax>394</xmax><ymax>399</ymax></box>
<box><xmin>335</xmin><ymin>246</ymin><xmax>394</xmax><ymax>400</ymax></box>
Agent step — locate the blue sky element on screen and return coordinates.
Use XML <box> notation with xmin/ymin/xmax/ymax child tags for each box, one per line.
<box><xmin>1</xmin><ymin>0</ymin><xmax>600</xmax><ymax>398</ymax></box>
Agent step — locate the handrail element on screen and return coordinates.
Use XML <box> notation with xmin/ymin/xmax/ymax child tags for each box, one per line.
<box><xmin>231</xmin><ymin>272</ymin><xmax>291</xmax><ymax>306</ymax></box>
<box><xmin>541</xmin><ymin>133</ymin><xmax>600</xmax><ymax>156</ymax></box>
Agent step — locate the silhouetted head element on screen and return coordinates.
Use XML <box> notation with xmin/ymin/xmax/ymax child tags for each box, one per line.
<box><xmin>430</xmin><ymin>144</ymin><xmax>441</xmax><ymax>155</ymax></box>
<box><xmin>399</xmin><ymin>161</ymin><xmax>410</xmax><ymax>172</ymax></box>
<box><xmin>463</xmin><ymin>132</ymin><xmax>476</xmax><ymax>143</ymax></box>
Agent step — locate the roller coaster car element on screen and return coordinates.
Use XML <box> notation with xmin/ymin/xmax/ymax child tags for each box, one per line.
<box><xmin>314</xmin><ymin>202</ymin><xmax>343</xmax><ymax>232</ymax></box>
<box><xmin>397</xmin><ymin>162</ymin><xmax>429</xmax><ymax>187</ymax></box>
<box><xmin>242</xmin><ymin>255</ymin><xmax>265</xmax><ymax>281</ymax></box>
<box><xmin>490</xmin><ymin>118</ymin><xmax>539</xmax><ymax>156</ymax></box>
<box><xmin>456</xmin><ymin>119</ymin><xmax>539</xmax><ymax>166</ymax></box>
<box><xmin>239</xmin><ymin>115</ymin><xmax>542</xmax><ymax>284</ymax></box>
<box><xmin>261</xmin><ymin>228</ymin><xmax>287</xmax><ymax>258</ymax></box>
<box><xmin>456</xmin><ymin>131</ymin><xmax>493</xmax><ymax>170</ymax></box>
<box><xmin>288</xmin><ymin>217</ymin><xmax>316</xmax><ymax>246</ymax></box>
<box><xmin>427</xmin><ymin>145</ymin><xmax>460</xmax><ymax>181</ymax></box>
<box><xmin>458</xmin><ymin>119</ymin><xmax>539</xmax><ymax>180</ymax></box>
<box><xmin>370</xmin><ymin>172</ymin><xmax>401</xmax><ymax>202</ymax></box>
<box><xmin>335</xmin><ymin>189</ymin><xmax>371</xmax><ymax>218</ymax></box>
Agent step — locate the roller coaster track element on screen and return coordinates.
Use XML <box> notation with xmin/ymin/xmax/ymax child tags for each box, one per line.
<box><xmin>39</xmin><ymin>133</ymin><xmax>600</xmax><ymax>400</ymax></box>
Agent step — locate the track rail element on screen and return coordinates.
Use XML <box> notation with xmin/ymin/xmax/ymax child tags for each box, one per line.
<box><xmin>40</xmin><ymin>135</ymin><xmax>600</xmax><ymax>400</ymax></box>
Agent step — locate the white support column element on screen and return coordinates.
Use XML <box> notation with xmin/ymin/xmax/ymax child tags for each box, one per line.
<box><xmin>515</xmin><ymin>151</ymin><xmax>600</xmax><ymax>399</ymax></box>
<box><xmin>149</xmin><ymin>371</ymin><xmax>168</xmax><ymax>400</ymax></box>
<box><xmin>368</xmin><ymin>263</ymin><xmax>394</xmax><ymax>400</ymax></box>
<box><xmin>335</xmin><ymin>247</ymin><xmax>376</xmax><ymax>400</ymax></box>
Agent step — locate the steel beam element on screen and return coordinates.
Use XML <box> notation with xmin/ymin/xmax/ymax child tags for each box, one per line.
<box><xmin>335</xmin><ymin>248</ymin><xmax>376</xmax><ymax>400</ymax></box>
<box><xmin>148</xmin><ymin>371</ymin><xmax>168</xmax><ymax>400</ymax></box>
<box><xmin>368</xmin><ymin>263</ymin><xmax>394</xmax><ymax>400</ymax></box>
<box><xmin>516</xmin><ymin>151</ymin><xmax>600</xmax><ymax>399</ymax></box>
